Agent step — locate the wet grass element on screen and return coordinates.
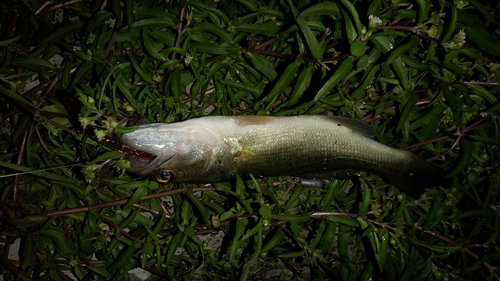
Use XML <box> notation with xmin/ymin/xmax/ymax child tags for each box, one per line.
<box><xmin>0</xmin><ymin>0</ymin><xmax>499</xmax><ymax>280</ymax></box>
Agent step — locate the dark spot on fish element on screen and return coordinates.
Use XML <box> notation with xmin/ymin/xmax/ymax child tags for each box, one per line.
<box><xmin>337</xmin><ymin>123</ymin><xmax>342</xmax><ymax>126</ymax></box>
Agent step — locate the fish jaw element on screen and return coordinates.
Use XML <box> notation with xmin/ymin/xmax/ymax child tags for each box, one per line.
<box><xmin>117</xmin><ymin>124</ymin><xmax>180</xmax><ymax>175</ymax></box>
<box><xmin>117</xmin><ymin>122</ymin><xmax>234</xmax><ymax>182</ymax></box>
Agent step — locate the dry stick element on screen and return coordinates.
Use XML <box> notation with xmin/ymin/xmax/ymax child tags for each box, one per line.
<box><xmin>463</xmin><ymin>81</ymin><xmax>500</xmax><ymax>86</ymax></box>
<box><xmin>34</xmin><ymin>1</ymin><xmax>52</xmax><ymax>15</ymax></box>
<box><xmin>317</xmin><ymin>259</ymin><xmax>342</xmax><ymax>281</ymax></box>
<box><xmin>417</xmin><ymin>226</ymin><xmax>500</xmax><ymax>281</ymax></box>
<box><xmin>429</xmin><ymin>135</ymin><xmax>461</xmax><ymax>161</ymax></box>
<box><xmin>1</xmin><ymin>11</ymin><xmax>19</xmax><ymax>40</ymax></box>
<box><xmin>40</xmin><ymin>72</ymin><xmax>59</xmax><ymax>100</ymax></box>
<box><xmin>104</xmin><ymin>13</ymin><xmax>122</xmax><ymax>60</ymax></box>
<box><xmin>181</xmin><ymin>91</ymin><xmax>222</xmax><ymax>109</ymax></box>
<box><xmin>143</xmin><ymin>266</ymin><xmax>176</xmax><ymax>281</ymax></box>
<box><xmin>412</xmin><ymin>81</ymin><xmax>459</xmax><ymax>94</ymax></box>
<box><xmin>13</xmin><ymin>101</ymin><xmax>79</xmax><ymax>137</ymax></box>
<box><xmin>364</xmin><ymin>100</ymin><xmax>490</xmax><ymax>152</ymax></box>
<box><xmin>249</xmin><ymin>46</ymin><xmax>324</xmax><ymax>64</ymax></box>
<box><xmin>52</xmin><ymin>258</ymin><xmax>104</xmax><ymax>266</ymax></box>
<box><xmin>23</xmin><ymin>81</ymin><xmax>49</xmax><ymax>97</ymax></box>
<box><xmin>0</xmin><ymin>255</ymin><xmax>33</xmax><ymax>281</ymax></box>
<box><xmin>39</xmin><ymin>0</ymin><xmax>85</xmax><ymax>15</ymax></box>
<box><xmin>99</xmin><ymin>0</ymin><xmax>107</xmax><ymax>10</ymax></box>
<box><xmin>99</xmin><ymin>215</ymin><xmax>142</xmax><ymax>243</ymax></box>
<box><xmin>401</xmin><ymin>116</ymin><xmax>488</xmax><ymax>151</ymax></box>
<box><xmin>172</xmin><ymin>5</ymin><xmax>185</xmax><ymax>60</ymax></box>
<box><xmin>377</xmin><ymin>26</ymin><xmax>418</xmax><ymax>33</ymax></box>
<box><xmin>208</xmin><ymin>272</ymin><xmax>230</xmax><ymax>281</ymax></box>
<box><xmin>282</xmin><ymin>177</ymin><xmax>300</xmax><ymax>200</ymax></box>
<box><xmin>253</xmin><ymin>37</ymin><xmax>277</xmax><ymax>50</ymax></box>
<box><xmin>13</xmin><ymin>131</ymin><xmax>28</xmax><ymax>203</ymax></box>
<box><xmin>157</xmin><ymin>199</ymin><xmax>173</xmax><ymax>219</ymax></box>
<box><xmin>281</xmin><ymin>259</ymin><xmax>311</xmax><ymax>281</ymax></box>
<box><xmin>160</xmin><ymin>6</ymin><xmax>186</xmax><ymax>85</ymax></box>
<box><xmin>46</xmin><ymin>187</ymin><xmax>216</xmax><ymax>217</ymax></box>
<box><xmin>413</xmin><ymin>80</ymin><xmax>500</xmax><ymax>94</ymax></box>
<box><xmin>363</xmin><ymin>77</ymin><xmax>496</xmax><ymax>122</ymax></box>
<box><xmin>34</xmin><ymin>126</ymin><xmax>51</xmax><ymax>153</ymax></box>
<box><xmin>310</xmin><ymin>212</ymin><xmax>357</xmax><ymax>218</ymax></box>
<box><xmin>63</xmin><ymin>223</ymin><xmax>79</xmax><ymax>256</ymax></box>
<box><xmin>132</xmin><ymin>203</ymin><xmax>160</xmax><ymax>215</ymax></box>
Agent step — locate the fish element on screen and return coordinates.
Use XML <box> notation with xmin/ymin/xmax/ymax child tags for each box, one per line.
<box><xmin>115</xmin><ymin>115</ymin><xmax>447</xmax><ymax>197</ymax></box>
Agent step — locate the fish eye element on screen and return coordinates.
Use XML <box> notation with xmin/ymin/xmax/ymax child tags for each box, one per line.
<box><xmin>156</xmin><ymin>170</ymin><xmax>174</xmax><ymax>184</ymax></box>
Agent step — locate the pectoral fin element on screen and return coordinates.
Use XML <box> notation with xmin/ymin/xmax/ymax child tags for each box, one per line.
<box><xmin>322</xmin><ymin>116</ymin><xmax>376</xmax><ymax>138</ymax></box>
<box><xmin>299</xmin><ymin>178</ymin><xmax>324</xmax><ymax>188</ymax></box>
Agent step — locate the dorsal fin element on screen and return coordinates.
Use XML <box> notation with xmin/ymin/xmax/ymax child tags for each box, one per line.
<box><xmin>236</xmin><ymin>116</ymin><xmax>277</xmax><ymax>126</ymax></box>
<box><xmin>322</xmin><ymin>116</ymin><xmax>376</xmax><ymax>138</ymax></box>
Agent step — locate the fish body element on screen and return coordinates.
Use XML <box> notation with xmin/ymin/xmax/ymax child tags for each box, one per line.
<box><xmin>118</xmin><ymin>116</ymin><xmax>445</xmax><ymax>197</ymax></box>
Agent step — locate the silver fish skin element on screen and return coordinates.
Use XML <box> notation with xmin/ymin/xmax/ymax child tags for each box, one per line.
<box><xmin>118</xmin><ymin>115</ymin><xmax>445</xmax><ymax>197</ymax></box>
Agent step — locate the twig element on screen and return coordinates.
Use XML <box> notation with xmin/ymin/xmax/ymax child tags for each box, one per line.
<box><xmin>317</xmin><ymin>259</ymin><xmax>341</xmax><ymax>281</ymax></box>
<box><xmin>253</xmin><ymin>37</ymin><xmax>277</xmax><ymax>50</ymax></box>
<box><xmin>40</xmin><ymin>73</ymin><xmax>59</xmax><ymax>101</ymax></box>
<box><xmin>0</xmin><ymin>255</ymin><xmax>33</xmax><ymax>281</ymax></box>
<box><xmin>413</xmin><ymin>80</ymin><xmax>500</xmax><ymax>94</ymax></box>
<box><xmin>207</xmin><ymin>272</ymin><xmax>230</xmax><ymax>280</ymax></box>
<box><xmin>13</xmin><ymin>131</ymin><xmax>28</xmax><ymax>203</ymax></box>
<box><xmin>99</xmin><ymin>0</ymin><xmax>107</xmax><ymax>10</ymax></box>
<box><xmin>310</xmin><ymin>212</ymin><xmax>500</xmax><ymax>281</ymax></box>
<box><xmin>143</xmin><ymin>266</ymin><xmax>176</xmax><ymax>281</ymax></box>
<box><xmin>282</xmin><ymin>177</ymin><xmax>299</xmax><ymax>200</ymax></box>
<box><xmin>13</xmin><ymin>101</ymin><xmax>79</xmax><ymax>138</ymax></box>
<box><xmin>180</xmin><ymin>91</ymin><xmax>221</xmax><ymax>108</ymax></box>
<box><xmin>46</xmin><ymin>187</ymin><xmax>216</xmax><ymax>217</ymax></box>
<box><xmin>416</xmin><ymin>226</ymin><xmax>500</xmax><ymax>281</ymax></box>
<box><xmin>34</xmin><ymin>126</ymin><xmax>51</xmax><ymax>153</ymax></box>
<box><xmin>1</xmin><ymin>11</ymin><xmax>19</xmax><ymax>40</ymax></box>
<box><xmin>39</xmin><ymin>0</ymin><xmax>85</xmax><ymax>15</ymax></box>
<box><xmin>463</xmin><ymin>81</ymin><xmax>500</xmax><ymax>86</ymax></box>
<box><xmin>428</xmin><ymin>134</ymin><xmax>461</xmax><ymax>161</ymax></box>
<box><xmin>280</xmin><ymin>259</ymin><xmax>311</xmax><ymax>281</ymax></box>
<box><xmin>34</xmin><ymin>1</ymin><xmax>52</xmax><ymax>15</ymax></box>
<box><xmin>161</xmin><ymin>5</ymin><xmax>186</xmax><ymax>85</ymax></box>
<box><xmin>401</xmin><ymin>117</ymin><xmax>488</xmax><ymax>150</ymax></box>
<box><xmin>23</xmin><ymin>81</ymin><xmax>49</xmax><ymax>97</ymax></box>
<box><xmin>132</xmin><ymin>203</ymin><xmax>161</xmax><ymax>215</ymax></box>
<box><xmin>376</xmin><ymin>25</ymin><xmax>419</xmax><ymax>33</ymax></box>
<box><xmin>99</xmin><ymin>215</ymin><xmax>142</xmax><ymax>243</ymax></box>
<box><xmin>248</xmin><ymin>49</ymin><xmax>317</xmax><ymax>63</ymax></box>
<box><xmin>171</xmin><ymin>5</ymin><xmax>185</xmax><ymax>61</ymax></box>
<box><xmin>104</xmin><ymin>13</ymin><xmax>122</xmax><ymax>60</ymax></box>
<box><xmin>310</xmin><ymin>212</ymin><xmax>357</xmax><ymax>218</ymax></box>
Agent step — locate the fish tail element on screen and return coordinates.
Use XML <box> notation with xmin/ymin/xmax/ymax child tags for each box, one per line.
<box><xmin>387</xmin><ymin>154</ymin><xmax>448</xmax><ymax>198</ymax></box>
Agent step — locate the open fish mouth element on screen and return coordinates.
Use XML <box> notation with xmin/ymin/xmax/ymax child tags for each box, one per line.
<box><xmin>100</xmin><ymin>136</ymin><xmax>158</xmax><ymax>169</ymax></box>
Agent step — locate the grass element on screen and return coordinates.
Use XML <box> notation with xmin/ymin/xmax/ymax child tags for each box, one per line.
<box><xmin>1</xmin><ymin>0</ymin><xmax>499</xmax><ymax>280</ymax></box>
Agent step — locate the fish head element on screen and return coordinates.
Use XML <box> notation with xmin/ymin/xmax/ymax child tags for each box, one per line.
<box><xmin>117</xmin><ymin>123</ymin><xmax>229</xmax><ymax>183</ymax></box>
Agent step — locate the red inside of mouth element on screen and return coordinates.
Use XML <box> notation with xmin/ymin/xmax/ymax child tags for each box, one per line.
<box><xmin>100</xmin><ymin>136</ymin><xmax>157</xmax><ymax>161</ymax></box>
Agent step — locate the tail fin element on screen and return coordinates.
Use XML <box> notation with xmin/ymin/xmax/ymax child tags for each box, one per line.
<box><xmin>388</xmin><ymin>154</ymin><xmax>448</xmax><ymax>198</ymax></box>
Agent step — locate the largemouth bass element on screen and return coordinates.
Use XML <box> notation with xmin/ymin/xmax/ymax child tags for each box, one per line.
<box><xmin>116</xmin><ymin>115</ymin><xmax>446</xmax><ymax>197</ymax></box>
